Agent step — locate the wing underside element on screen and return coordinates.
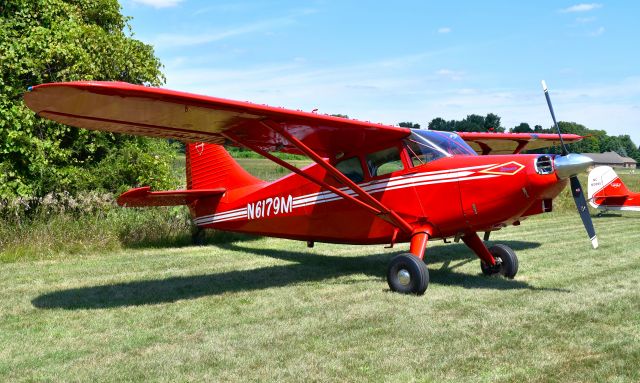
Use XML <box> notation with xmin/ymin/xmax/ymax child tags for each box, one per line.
<box><xmin>24</xmin><ymin>81</ymin><xmax>410</xmax><ymax>159</ymax></box>
<box><xmin>457</xmin><ymin>132</ymin><xmax>583</xmax><ymax>155</ymax></box>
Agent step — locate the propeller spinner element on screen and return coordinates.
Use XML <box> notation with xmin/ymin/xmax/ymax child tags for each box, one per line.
<box><xmin>541</xmin><ymin>80</ymin><xmax>598</xmax><ymax>249</ymax></box>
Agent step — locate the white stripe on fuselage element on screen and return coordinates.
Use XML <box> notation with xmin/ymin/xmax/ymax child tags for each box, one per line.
<box><xmin>194</xmin><ymin>164</ymin><xmax>505</xmax><ymax>226</ymax></box>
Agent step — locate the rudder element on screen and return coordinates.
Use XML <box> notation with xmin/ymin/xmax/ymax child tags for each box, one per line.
<box><xmin>186</xmin><ymin>143</ymin><xmax>262</xmax><ymax>190</ymax></box>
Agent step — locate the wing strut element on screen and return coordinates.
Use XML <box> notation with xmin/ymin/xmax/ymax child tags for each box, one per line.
<box><xmin>259</xmin><ymin>120</ymin><xmax>414</xmax><ymax>234</ymax></box>
<box><xmin>222</xmin><ymin>132</ymin><xmax>382</xmax><ymax>216</ymax></box>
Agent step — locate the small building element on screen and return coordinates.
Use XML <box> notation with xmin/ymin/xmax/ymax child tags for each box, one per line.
<box><xmin>621</xmin><ymin>156</ymin><xmax>638</xmax><ymax>168</ymax></box>
<box><xmin>582</xmin><ymin>152</ymin><xmax>638</xmax><ymax>168</ymax></box>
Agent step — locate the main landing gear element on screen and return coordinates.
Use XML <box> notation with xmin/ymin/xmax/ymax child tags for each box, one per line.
<box><xmin>480</xmin><ymin>244</ymin><xmax>518</xmax><ymax>278</ymax></box>
<box><xmin>387</xmin><ymin>254</ymin><xmax>429</xmax><ymax>295</ymax></box>
<box><xmin>386</xmin><ymin>230</ymin><xmax>519</xmax><ymax>295</ymax></box>
<box><xmin>462</xmin><ymin>232</ymin><xmax>518</xmax><ymax>279</ymax></box>
<box><xmin>387</xmin><ymin>228</ymin><xmax>430</xmax><ymax>295</ymax></box>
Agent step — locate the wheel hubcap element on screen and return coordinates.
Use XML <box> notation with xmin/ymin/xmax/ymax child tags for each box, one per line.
<box><xmin>397</xmin><ymin>269</ymin><xmax>411</xmax><ymax>286</ymax></box>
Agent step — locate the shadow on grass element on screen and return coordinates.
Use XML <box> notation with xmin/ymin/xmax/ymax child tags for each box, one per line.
<box><xmin>592</xmin><ymin>212</ymin><xmax>640</xmax><ymax>219</ymax></box>
<box><xmin>32</xmin><ymin>239</ymin><xmax>564</xmax><ymax>310</ymax></box>
<box><xmin>593</xmin><ymin>212</ymin><xmax>623</xmax><ymax>218</ymax></box>
<box><xmin>121</xmin><ymin>230</ymin><xmax>260</xmax><ymax>250</ymax></box>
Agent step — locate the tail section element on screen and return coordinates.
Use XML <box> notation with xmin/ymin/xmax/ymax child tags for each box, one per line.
<box><xmin>588</xmin><ymin>166</ymin><xmax>632</xmax><ymax>210</ymax></box>
<box><xmin>588</xmin><ymin>166</ymin><xmax>630</xmax><ymax>200</ymax></box>
<box><xmin>186</xmin><ymin>143</ymin><xmax>262</xmax><ymax>190</ymax></box>
<box><xmin>118</xmin><ymin>143</ymin><xmax>261</xmax><ymax>207</ymax></box>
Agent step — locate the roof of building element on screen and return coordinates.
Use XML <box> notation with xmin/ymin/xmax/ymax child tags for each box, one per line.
<box><xmin>582</xmin><ymin>151</ymin><xmax>637</xmax><ymax>164</ymax></box>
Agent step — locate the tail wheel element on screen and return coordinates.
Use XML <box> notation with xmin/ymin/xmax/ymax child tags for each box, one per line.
<box><xmin>481</xmin><ymin>244</ymin><xmax>518</xmax><ymax>279</ymax></box>
<box><xmin>387</xmin><ymin>254</ymin><xmax>429</xmax><ymax>295</ymax></box>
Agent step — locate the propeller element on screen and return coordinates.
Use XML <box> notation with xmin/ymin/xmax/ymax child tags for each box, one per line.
<box><xmin>541</xmin><ymin>80</ymin><xmax>598</xmax><ymax>249</ymax></box>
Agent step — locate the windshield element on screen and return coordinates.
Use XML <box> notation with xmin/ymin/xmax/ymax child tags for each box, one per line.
<box><xmin>403</xmin><ymin>130</ymin><xmax>476</xmax><ymax>166</ymax></box>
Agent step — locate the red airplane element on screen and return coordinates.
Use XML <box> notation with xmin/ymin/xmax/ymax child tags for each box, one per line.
<box><xmin>589</xmin><ymin>166</ymin><xmax>640</xmax><ymax>213</ymax></box>
<box><xmin>23</xmin><ymin>81</ymin><xmax>598</xmax><ymax>295</ymax></box>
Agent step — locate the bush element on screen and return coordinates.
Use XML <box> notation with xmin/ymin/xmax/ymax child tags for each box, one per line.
<box><xmin>0</xmin><ymin>0</ymin><xmax>167</xmax><ymax>198</ymax></box>
<box><xmin>0</xmin><ymin>191</ymin><xmax>193</xmax><ymax>262</ymax></box>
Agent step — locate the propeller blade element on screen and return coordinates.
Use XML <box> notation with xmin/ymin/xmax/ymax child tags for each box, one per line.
<box><xmin>541</xmin><ymin>80</ymin><xmax>569</xmax><ymax>155</ymax></box>
<box><xmin>570</xmin><ymin>176</ymin><xmax>598</xmax><ymax>249</ymax></box>
<box><xmin>542</xmin><ymin>80</ymin><xmax>597</xmax><ymax>249</ymax></box>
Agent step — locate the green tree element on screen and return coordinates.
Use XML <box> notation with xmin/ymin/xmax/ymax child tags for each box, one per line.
<box><xmin>398</xmin><ymin>121</ymin><xmax>420</xmax><ymax>129</ymax></box>
<box><xmin>428</xmin><ymin>117</ymin><xmax>454</xmax><ymax>131</ymax></box>
<box><xmin>511</xmin><ymin>122</ymin><xmax>533</xmax><ymax>133</ymax></box>
<box><xmin>459</xmin><ymin>114</ymin><xmax>485</xmax><ymax>132</ymax></box>
<box><xmin>428</xmin><ymin>114</ymin><xmax>505</xmax><ymax>133</ymax></box>
<box><xmin>0</xmin><ymin>0</ymin><xmax>173</xmax><ymax>197</ymax></box>
<box><xmin>616</xmin><ymin>135</ymin><xmax>640</xmax><ymax>161</ymax></box>
<box><xmin>484</xmin><ymin>113</ymin><xmax>503</xmax><ymax>132</ymax></box>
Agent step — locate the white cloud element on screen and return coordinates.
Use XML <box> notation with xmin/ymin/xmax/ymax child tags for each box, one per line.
<box><xmin>589</xmin><ymin>26</ymin><xmax>605</xmax><ymax>36</ymax></box>
<box><xmin>437</xmin><ymin>27</ymin><xmax>451</xmax><ymax>34</ymax></box>
<box><xmin>193</xmin><ymin>3</ymin><xmax>254</xmax><ymax>16</ymax></box>
<box><xmin>560</xmin><ymin>3</ymin><xmax>602</xmax><ymax>13</ymax></box>
<box><xmin>152</xmin><ymin>10</ymin><xmax>316</xmax><ymax>48</ymax></box>
<box><xmin>576</xmin><ymin>16</ymin><xmax>596</xmax><ymax>23</ymax></box>
<box><xmin>436</xmin><ymin>69</ymin><xmax>464</xmax><ymax>81</ymax></box>
<box><xmin>154</xmin><ymin>23</ymin><xmax>272</xmax><ymax>47</ymax></box>
<box><xmin>131</xmin><ymin>0</ymin><xmax>183</xmax><ymax>8</ymax></box>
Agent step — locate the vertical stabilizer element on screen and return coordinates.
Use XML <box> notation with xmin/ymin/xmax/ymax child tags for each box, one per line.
<box><xmin>588</xmin><ymin>166</ymin><xmax>630</xmax><ymax>200</ymax></box>
<box><xmin>186</xmin><ymin>143</ymin><xmax>262</xmax><ymax>190</ymax></box>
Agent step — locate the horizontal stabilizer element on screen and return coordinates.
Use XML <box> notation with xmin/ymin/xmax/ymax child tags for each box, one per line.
<box><xmin>117</xmin><ymin>186</ymin><xmax>225</xmax><ymax>207</ymax></box>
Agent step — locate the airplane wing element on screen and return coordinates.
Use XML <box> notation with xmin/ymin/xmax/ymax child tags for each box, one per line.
<box><xmin>23</xmin><ymin>81</ymin><xmax>410</xmax><ymax>158</ymax></box>
<box><xmin>457</xmin><ymin>132</ymin><xmax>583</xmax><ymax>155</ymax></box>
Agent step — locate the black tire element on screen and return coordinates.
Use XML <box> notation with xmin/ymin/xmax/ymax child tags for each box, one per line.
<box><xmin>387</xmin><ymin>253</ymin><xmax>429</xmax><ymax>295</ymax></box>
<box><xmin>191</xmin><ymin>227</ymin><xmax>206</xmax><ymax>246</ymax></box>
<box><xmin>489</xmin><ymin>244</ymin><xmax>518</xmax><ymax>279</ymax></box>
<box><xmin>480</xmin><ymin>259</ymin><xmax>499</xmax><ymax>276</ymax></box>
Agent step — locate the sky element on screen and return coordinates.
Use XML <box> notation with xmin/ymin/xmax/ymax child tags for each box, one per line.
<box><xmin>120</xmin><ymin>1</ymin><xmax>640</xmax><ymax>145</ymax></box>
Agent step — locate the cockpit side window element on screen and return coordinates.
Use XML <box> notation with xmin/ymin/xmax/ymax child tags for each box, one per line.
<box><xmin>335</xmin><ymin>157</ymin><xmax>364</xmax><ymax>183</ymax></box>
<box><xmin>366</xmin><ymin>147</ymin><xmax>404</xmax><ymax>177</ymax></box>
<box><xmin>404</xmin><ymin>138</ymin><xmax>447</xmax><ymax>167</ymax></box>
<box><xmin>403</xmin><ymin>130</ymin><xmax>477</xmax><ymax>167</ymax></box>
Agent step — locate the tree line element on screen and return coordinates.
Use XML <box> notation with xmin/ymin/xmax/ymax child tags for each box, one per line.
<box><xmin>416</xmin><ymin>114</ymin><xmax>639</xmax><ymax>161</ymax></box>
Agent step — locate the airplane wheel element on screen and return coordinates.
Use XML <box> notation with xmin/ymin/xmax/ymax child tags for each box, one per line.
<box><xmin>481</xmin><ymin>244</ymin><xmax>518</xmax><ymax>279</ymax></box>
<box><xmin>191</xmin><ymin>227</ymin><xmax>205</xmax><ymax>246</ymax></box>
<box><xmin>480</xmin><ymin>259</ymin><xmax>499</xmax><ymax>276</ymax></box>
<box><xmin>387</xmin><ymin>253</ymin><xmax>429</xmax><ymax>295</ymax></box>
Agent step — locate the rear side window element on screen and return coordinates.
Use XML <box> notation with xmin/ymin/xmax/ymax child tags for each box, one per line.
<box><xmin>366</xmin><ymin>147</ymin><xmax>403</xmax><ymax>177</ymax></box>
<box><xmin>336</xmin><ymin>157</ymin><xmax>364</xmax><ymax>183</ymax></box>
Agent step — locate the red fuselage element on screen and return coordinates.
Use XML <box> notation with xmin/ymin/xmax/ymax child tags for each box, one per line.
<box><xmin>191</xmin><ymin>153</ymin><xmax>566</xmax><ymax>245</ymax></box>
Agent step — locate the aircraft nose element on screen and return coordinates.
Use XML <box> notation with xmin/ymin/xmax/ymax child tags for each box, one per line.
<box><xmin>554</xmin><ymin>153</ymin><xmax>594</xmax><ymax>179</ymax></box>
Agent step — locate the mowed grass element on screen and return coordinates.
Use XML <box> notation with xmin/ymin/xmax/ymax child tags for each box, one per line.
<box><xmin>1</xmin><ymin>211</ymin><xmax>639</xmax><ymax>382</ymax></box>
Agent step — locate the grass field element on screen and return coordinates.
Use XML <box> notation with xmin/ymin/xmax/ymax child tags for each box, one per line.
<box><xmin>1</xmin><ymin>210</ymin><xmax>639</xmax><ymax>382</ymax></box>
